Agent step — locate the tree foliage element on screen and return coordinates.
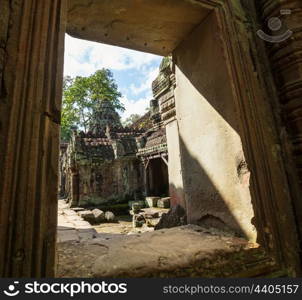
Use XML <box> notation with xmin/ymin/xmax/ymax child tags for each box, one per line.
<box><xmin>61</xmin><ymin>69</ymin><xmax>124</xmax><ymax>141</ymax></box>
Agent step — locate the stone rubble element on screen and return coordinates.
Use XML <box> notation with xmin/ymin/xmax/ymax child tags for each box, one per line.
<box><xmin>104</xmin><ymin>211</ymin><xmax>115</xmax><ymax>222</ymax></box>
<box><xmin>92</xmin><ymin>209</ymin><xmax>105</xmax><ymax>223</ymax></box>
<box><xmin>57</xmin><ymin>200</ymin><xmax>150</xmax><ymax>244</ymax></box>
<box><xmin>131</xmin><ymin>207</ymin><xmax>169</xmax><ymax>228</ymax></box>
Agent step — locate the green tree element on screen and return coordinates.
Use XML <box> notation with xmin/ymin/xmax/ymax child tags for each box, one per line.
<box><xmin>122</xmin><ymin>114</ymin><xmax>142</xmax><ymax>127</ymax></box>
<box><xmin>61</xmin><ymin>69</ymin><xmax>124</xmax><ymax>141</ymax></box>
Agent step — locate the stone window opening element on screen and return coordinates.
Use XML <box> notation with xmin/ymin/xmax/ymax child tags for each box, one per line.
<box><xmin>57</xmin><ymin>20</ymin><xmax>263</xmax><ymax>277</ymax></box>
<box><xmin>1</xmin><ymin>0</ymin><xmax>301</xmax><ymax>278</ymax></box>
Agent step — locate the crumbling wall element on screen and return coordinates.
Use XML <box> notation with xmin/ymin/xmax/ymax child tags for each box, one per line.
<box><xmin>76</xmin><ymin>159</ymin><xmax>142</xmax><ymax>206</ymax></box>
<box><xmin>60</xmin><ymin>130</ymin><xmax>144</xmax><ymax>207</ymax></box>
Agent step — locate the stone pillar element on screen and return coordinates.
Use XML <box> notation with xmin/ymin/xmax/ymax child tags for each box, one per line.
<box><xmin>153</xmin><ymin>57</ymin><xmax>186</xmax><ymax>208</ymax></box>
<box><xmin>71</xmin><ymin>173</ymin><xmax>79</xmax><ymax>207</ymax></box>
<box><xmin>148</xmin><ymin>164</ymin><xmax>154</xmax><ymax>195</ymax></box>
<box><xmin>0</xmin><ymin>0</ymin><xmax>66</xmax><ymax>277</ymax></box>
<box><xmin>143</xmin><ymin>163</ymin><xmax>150</xmax><ymax>196</ymax></box>
<box><xmin>259</xmin><ymin>0</ymin><xmax>302</xmax><ymax>246</ymax></box>
<box><xmin>166</xmin><ymin>120</ymin><xmax>186</xmax><ymax>208</ymax></box>
<box><xmin>172</xmin><ymin>10</ymin><xmax>256</xmax><ymax>241</ymax></box>
<box><xmin>260</xmin><ymin>0</ymin><xmax>302</xmax><ymax>185</ymax></box>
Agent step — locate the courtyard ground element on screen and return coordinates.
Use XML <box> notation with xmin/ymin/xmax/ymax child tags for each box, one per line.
<box><xmin>56</xmin><ymin>201</ymin><xmax>268</xmax><ymax>278</ymax></box>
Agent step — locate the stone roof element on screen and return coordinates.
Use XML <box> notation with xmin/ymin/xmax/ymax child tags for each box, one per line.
<box><xmin>137</xmin><ymin>127</ymin><xmax>167</xmax><ymax>157</ymax></box>
<box><xmin>145</xmin><ymin>128</ymin><xmax>166</xmax><ymax>148</ymax></box>
<box><xmin>130</xmin><ymin>111</ymin><xmax>153</xmax><ymax>130</ymax></box>
<box><xmin>70</xmin><ymin>126</ymin><xmax>144</xmax><ymax>163</ymax></box>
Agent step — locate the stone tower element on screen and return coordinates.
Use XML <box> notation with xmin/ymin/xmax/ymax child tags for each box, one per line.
<box><xmin>88</xmin><ymin>99</ymin><xmax>122</xmax><ymax>134</ymax></box>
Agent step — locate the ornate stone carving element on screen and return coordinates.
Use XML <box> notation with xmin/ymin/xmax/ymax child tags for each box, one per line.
<box><xmin>152</xmin><ymin>56</ymin><xmax>176</xmax><ymax>123</ymax></box>
<box><xmin>260</xmin><ymin>0</ymin><xmax>302</xmax><ymax>187</ymax></box>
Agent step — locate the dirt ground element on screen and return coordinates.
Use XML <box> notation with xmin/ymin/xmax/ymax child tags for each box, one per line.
<box><xmin>93</xmin><ymin>215</ymin><xmax>135</xmax><ymax>234</ymax></box>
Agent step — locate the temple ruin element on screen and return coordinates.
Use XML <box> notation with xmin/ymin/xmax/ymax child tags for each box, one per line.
<box><xmin>59</xmin><ymin>58</ymin><xmax>172</xmax><ymax>210</ymax></box>
<box><xmin>59</xmin><ymin>100</ymin><xmax>144</xmax><ymax>207</ymax></box>
<box><xmin>1</xmin><ymin>0</ymin><xmax>302</xmax><ymax>278</ymax></box>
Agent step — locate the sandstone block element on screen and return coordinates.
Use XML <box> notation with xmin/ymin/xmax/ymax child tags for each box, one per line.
<box><xmin>144</xmin><ymin>211</ymin><xmax>159</xmax><ymax>219</ymax></box>
<box><xmin>155</xmin><ymin>205</ymin><xmax>187</xmax><ymax>230</ymax></box>
<box><xmin>71</xmin><ymin>207</ymin><xmax>85</xmax><ymax>212</ymax></box>
<box><xmin>105</xmin><ymin>211</ymin><xmax>115</xmax><ymax>222</ymax></box>
<box><xmin>128</xmin><ymin>200</ymin><xmax>146</xmax><ymax>209</ymax></box>
<box><xmin>73</xmin><ymin>220</ymin><xmax>92</xmax><ymax>229</ymax></box>
<box><xmin>63</xmin><ymin>209</ymin><xmax>78</xmax><ymax>216</ymax></box>
<box><xmin>92</xmin><ymin>209</ymin><xmax>105</xmax><ymax>223</ymax></box>
<box><xmin>157</xmin><ymin>197</ymin><xmax>171</xmax><ymax>208</ymax></box>
<box><xmin>146</xmin><ymin>197</ymin><xmax>160</xmax><ymax>208</ymax></box>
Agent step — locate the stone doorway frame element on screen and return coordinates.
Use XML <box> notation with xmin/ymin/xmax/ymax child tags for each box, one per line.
<box><xmin>0</xmin><ymin>0</ymin><xmax>301</xmax><ymax>277</ymax></box>
<box><xmin>197</xmin><ymin>0</ymin><xmax>301</xmax><ymax>275</ymax></box>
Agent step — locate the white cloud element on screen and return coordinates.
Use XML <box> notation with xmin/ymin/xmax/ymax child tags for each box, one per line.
<box><xmin>63</xmin><ymin>34</ymin><xmax>162</xmax><ymax>118</ymax></box>
<box><xmin>130</xmin><ymin>67</ymin><xmax>158</xmax><ymax>96</ymax></box>
<box><xmin>63</xmin><ymin>55</ymin><xmax>96</xmax><ymax>77</ymax></box>
<box><xmin>121</xmin><ymin>94</ymin><xmax>151</xmax><ymax>121</ymax></box>
<box><xmin>64</xmin><ymin>34</ymin><xmax>161</xmax><ymax>76</ymax></box>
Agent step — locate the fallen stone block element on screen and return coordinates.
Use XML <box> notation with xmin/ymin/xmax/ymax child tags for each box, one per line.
<box><xmin>73</xmin><ymin>220</ymin><xmax>92</xmax><ymax>229</ymax></box>
<box><xmin>155</xmin><ymin>205</ymin><xmax>187</xmax><ymax>230</ymax></box>
<box><xmin>105</xmin><ymin>211</ymin><xmax>115</xmax><ymax>222</ymax></box>
<box><xmin>92</xmin><ymin>209</ymin><xmax>105</xmax><ymax>223</ymax></box>
<box><xmin>157</xmin><ymin>197</ymin><xmax>171</xmax><ymax>208</ymax></box>
<box><xmin>71</xmin><ymin>207</ymin><xmax>85</xmax><ymax>212</ymax></box>
<box><xmin>128</xmin><ymin>200</ymin><xmax>146</xmax><ymax>209</ymax></box>
<box><xmin>63</xmin><ymin>209</ymin><xmax>78</xmax><ymax>216</ymax></box>
<box><xmin>143</xmin><ymin>211</ymin><xmax>159</xmax><ymax>219</ymax></box>
<box><xmin>58</xmin><ymin>200</ymin><xmax>70</xmax><ymax>210</ymax></box>
<box><xmin>146</xmin><ymin>197</ymin><xmax>160</xmax><ymax>208</ymax></box>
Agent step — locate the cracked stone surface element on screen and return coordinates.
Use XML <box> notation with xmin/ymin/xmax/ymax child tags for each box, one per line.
<box><xmin>57</xmin><ymin>200</ymin><xmax>97</xmax><ymax>243</ymax></box>
<box><xmin>57</xmin><ymin>220</ymin><xmax>266</xmax><ymax>278</ymax></box>
<box><xmin>57</xmin><ymin>200</ymin><xmax>155</xmax><ymax>277</ymax></box>
<box><xmin>91</xmin><ymin>225</ymin><xmax>260</xmax><ymax>278</ymax></box>
<box><xmin>57</xmin><ymin>201</ymin><xmax>271</xmax><ymax>278</ymax></box>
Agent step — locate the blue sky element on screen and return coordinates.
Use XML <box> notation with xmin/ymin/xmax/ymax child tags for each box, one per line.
<box><xmin>64</xmin><ymin>34</ymin><xmax>162</xmax><ymax>120</ymax></box>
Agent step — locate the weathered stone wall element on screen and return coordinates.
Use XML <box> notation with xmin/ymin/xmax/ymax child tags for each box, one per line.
<box><xmin>60</xmin><ymin>131</ymin><xmax>144</xmax><ymax>207</ymax></box>
<box><xmin>258</xmin><ymin>0</ymin><xmax>302</xmax><ymax>246</ymax></box>
<box><xmin>76</xmin><ymin>159</ymin><xmax>142</xmax><ymax>206</ymax></box>
<box><xmin>173</xmin><ymin>11</ymin><xmax>256</xmax><ymax>241</ymax></box>
<box><xmin>0</xmin><ymin>0</ymin><xmax>66</xmax><ymax>277</ymax></box>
